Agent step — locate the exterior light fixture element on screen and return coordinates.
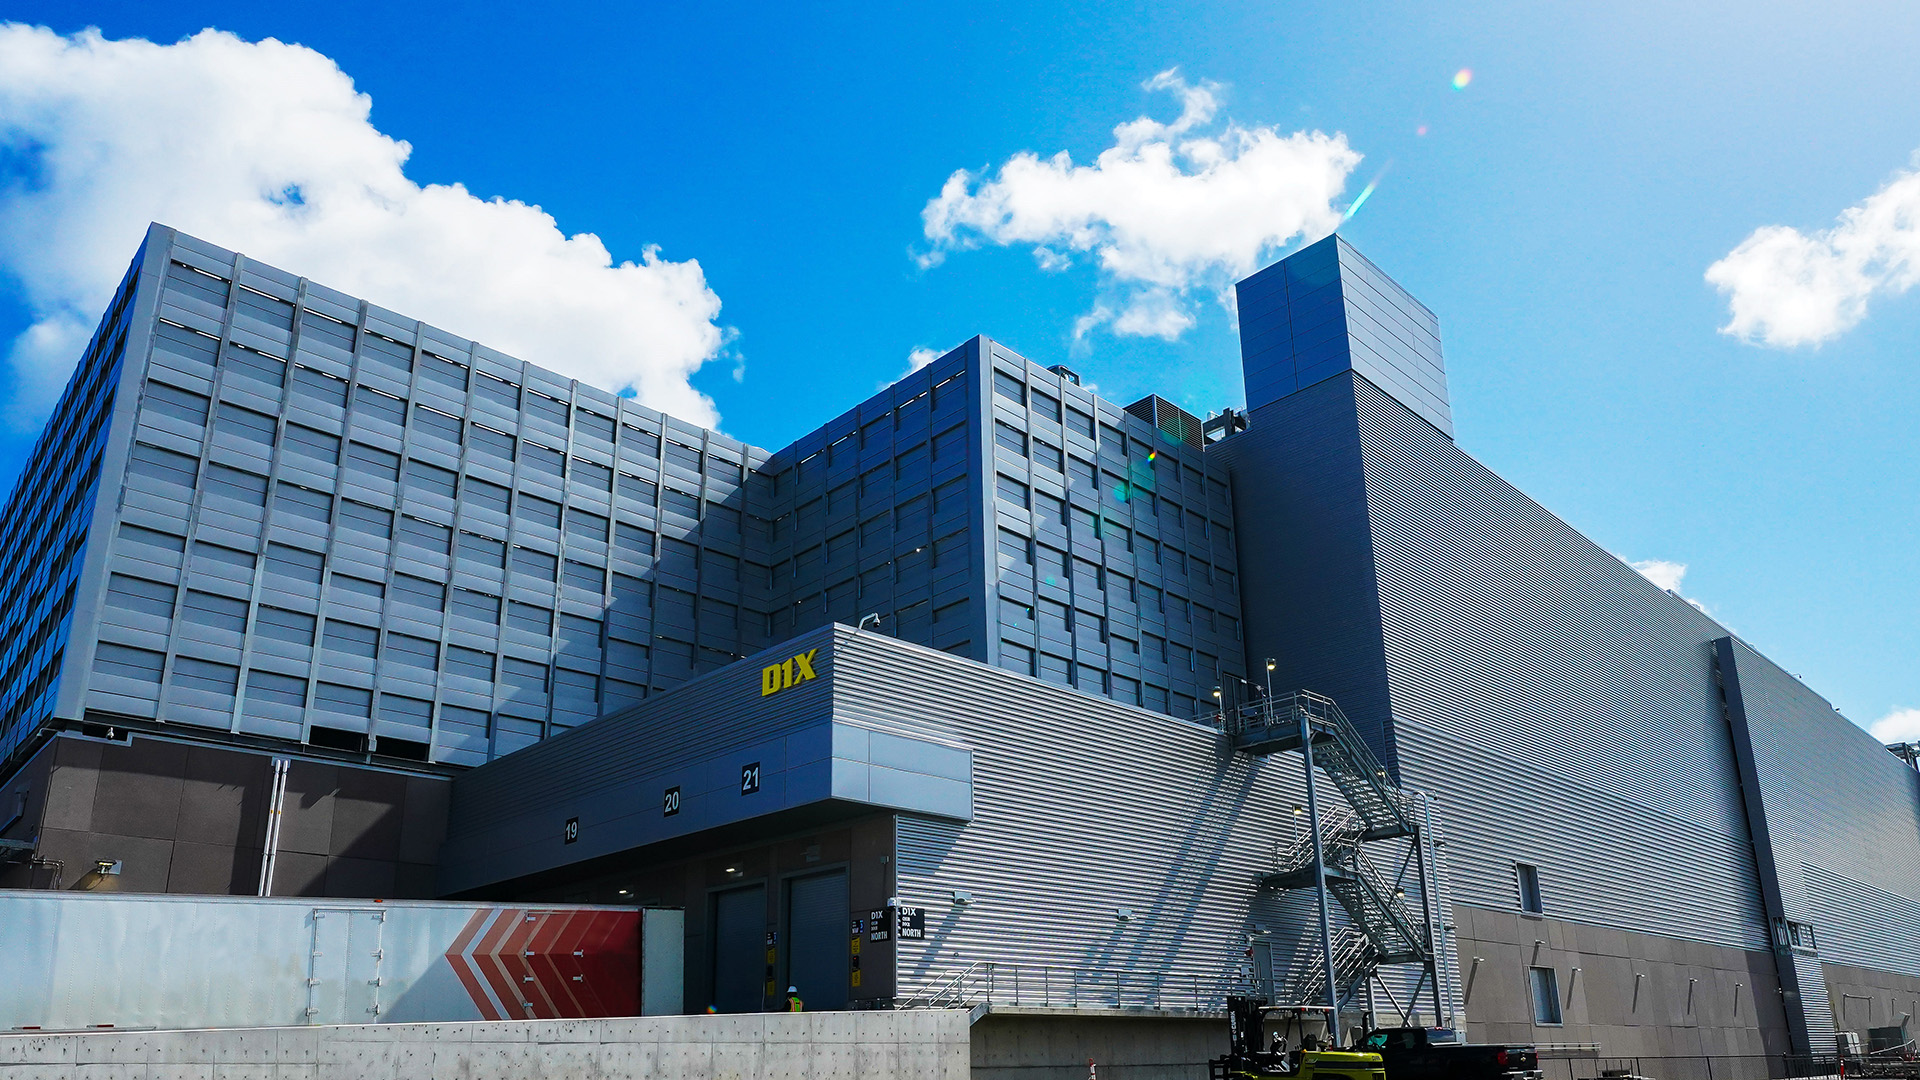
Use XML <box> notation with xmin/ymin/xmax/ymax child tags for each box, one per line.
<box><xmin>1116</xmin><ymin>907</ymin><xmax>1134</xmax><ymax>922</ymax></box>
<box><xmin>1292</xmin><ymin>804</ymin><xmax>1304</xmax><ymax>816</ymax></box>
<box><xmin>617</xmin><ymin>888</ymin><xmax>632</xmax><ymax>897</ymax></box>
<box><xmin>1394</xmin><ymin>888</ymin><xmax>1406</xmax><ymax>899</ymax></box>
<box><xmin>1266</xmin><ymin>659</ymin><xmax>1276</xmax><ymax>671</ymax></box>
<box><xmin>951</xmin><ymin>889</ymin><xmax>973</xmax><ymax>905</ymax></box>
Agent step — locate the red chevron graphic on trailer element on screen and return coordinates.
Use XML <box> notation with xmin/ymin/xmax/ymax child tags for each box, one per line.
<box><xmin>444</xmin><ymin>908</ymin><xmax>642</xmax><ymax>1020</ymax></box>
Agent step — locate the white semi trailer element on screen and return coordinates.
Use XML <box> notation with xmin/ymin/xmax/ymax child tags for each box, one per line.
<box><xmin>0</xmin><ymin>890</ymin><xmax>683</xmax><ymax>1031</ymax></box>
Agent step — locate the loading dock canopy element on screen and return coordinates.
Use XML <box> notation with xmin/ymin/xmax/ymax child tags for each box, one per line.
<box><xmin>438</xmin><ymin>625</ymin><xmax>973</xmax><ymax>896</ymax></box>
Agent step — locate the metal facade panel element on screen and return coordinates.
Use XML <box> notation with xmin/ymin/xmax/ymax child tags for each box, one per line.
<box><xmin>1234</xmin><ymin>235</ymin><xmax>1452</xmax><ymax>438</ymax></box>
<box><xmin>439</xmin><ymin>625</ymin><xmax>978</xmax><ymax>893</ymax></box>
<box><xmin>1346</xmin><ymin>375</ymin><xmax>1770</xmax><ymax>949</ymax></box>
<box><xmin>10</xmin><ymin>227</ymin><xmax>772</xmax><ymax>771</ymax></box>
<box><xmin>825</xmin><ymin>626</ymin><xmax>1442</xmax><ymax>1008</ymax></box>
<box><xmin>1212</xmin><ymin>376</ymin><xmax>1398</xmax><ymax>768</ymax></box>
<box><xmin>1719</xmin><ymin>635</ymin><xmax>1920</xmax><ymax>1050</ymax></box>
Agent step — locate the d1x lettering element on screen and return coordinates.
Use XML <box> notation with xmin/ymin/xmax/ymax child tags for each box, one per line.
<box><xmin>760</xmin><ymin>649</ymin><xmax>819</xmax><ymax>696</ymax></box>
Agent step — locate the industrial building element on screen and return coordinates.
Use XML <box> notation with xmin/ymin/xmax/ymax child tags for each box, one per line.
<box><xmin>1</xmin><ymin>224</ymin><xmax>1916</xmax><ymax>1079</ymax></box>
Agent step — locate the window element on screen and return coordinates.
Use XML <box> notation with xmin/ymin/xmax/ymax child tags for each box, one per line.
<box><xmin>451</xmin><ymin>588</ymin><xmax>502</xmax><ymax>624</ymax></box>
<box><xmin>1516</xmin><ymin>863</ymin><xmax>1544</xmax><ymax>914</ymax></box>
<box><xmin>1032</xmin><ymin>390</ymin><xmax>1061</xmax><ymax>422</ymax></box>
<box><xmin>1528</xmin><ymin>967</ymin><xmax>1562</xmax><ymax>1025</ymax></box>
<box><xmin>992</xmin><ymin>370</ymin><xmax>1026</xmax><ymax>404</ymax></box>
<box><xmin>294</xmin><ymin>365</ymin><xmax>349</xmax><ymax>407</ymax></box>
<box><xmin>352</xmin><ymin>384</ymin><xmax>406</xmax><ymax>426</ymax></box>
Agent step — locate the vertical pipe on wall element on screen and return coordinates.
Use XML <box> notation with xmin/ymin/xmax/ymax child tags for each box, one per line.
<box><xmin>1417</xmin><ymin>792</ymin><xmax>1456</xmax><ymax>1030</ymax></box>
<box><xmin>256</xmin><ymin>757</ymin><xmax>290</xmax><ymax>897</ymax></box>
<box><xmin>1411</xmin><ymin>791</ymin><xmax>1442</xmax><ymax>1027</ymax></box>
<box><xmin>1301</xmin><ymin>712</ymin><xmax>1341</xmax><ymax>1046</ymax></box>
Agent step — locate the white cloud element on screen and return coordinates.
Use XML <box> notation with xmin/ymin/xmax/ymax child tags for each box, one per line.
<box><xmin>1706</xmin><ymin>155</ymin><xmax>1920</xmax><ymax>348</ymax></box>
<box><xmin>0</xmin><ymin>25</ymin><xmax>728</xmax><ymax>431</ymax></box>
<box><xmin>1870</xmin><ymin>707</ymin><xmax>1920</xmax><ymax>743</ymax></box>
<box><xmin>919</xmin><ymin>68</ymin><xmax>1361</xmax><ymax>341</ymax></box>
<box><xmin>882</xmin><ymin>344</ymin><xmax>952</xmax><ymax>390</ymax></box>
<box><xmin>1628</xmin><ymin>557</ymin><xmax>1711</xmax><ymax>615</ymax></box>
<box><xmin>1629</xmin><ymin>558</ymin><xmax>1689</xmax><ymax>593</ymax></box>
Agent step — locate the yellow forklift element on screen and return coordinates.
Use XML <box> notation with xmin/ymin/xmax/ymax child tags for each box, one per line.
<box><xmin>1209</xmin><ymin>998</ymin><xmax>1385</xmax><ymax>1080</ymax></box>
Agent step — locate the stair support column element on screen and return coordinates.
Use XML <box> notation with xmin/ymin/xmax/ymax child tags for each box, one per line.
<box><xmin>1301</xmin><ymin>715</ymin><xmax>1342</xmax><ymax>1046</ymax></box>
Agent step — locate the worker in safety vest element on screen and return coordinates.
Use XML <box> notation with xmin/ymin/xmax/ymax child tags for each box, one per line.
<box><xmin>785</xmin><ymin>986</ymin><xmax>804</xmax><ymax>1012</ymax></box>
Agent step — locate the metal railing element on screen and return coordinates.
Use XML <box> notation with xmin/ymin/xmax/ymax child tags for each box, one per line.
<box><xmin>1214</xmin><ymin>690</ymin><xmax>1413</xmax><ymax>840</ymax></box>
<box><xmin>901</xmin><ymin>962</ymin><xmax>1241</xmax><ymax>1013</ymax></box>
<box><xmin>1281</xmin><ymin>924</ymin><xmax>1374</xmax><ymax>1007</ymax></box>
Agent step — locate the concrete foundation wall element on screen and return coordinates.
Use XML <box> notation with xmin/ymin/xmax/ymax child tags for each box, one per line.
<box><xmin>970</xmin><ymin>1010</ymin><xmax>1224</xmax><ymax>1080</ymax></box>
<box><xmin>1823</xmin><ymin>960</ymin><xmax>1920</xmax><ymax>1048</ymax></box>
<box><xmin>0</xmin><ymin>1011</ymin><xmax>969</xmax><ymax>1080</ymax></box>
<box><xmin>1454</xmin><ymin>901</ymin><xmax>1791</xmax><ymax>1080</ymax></box>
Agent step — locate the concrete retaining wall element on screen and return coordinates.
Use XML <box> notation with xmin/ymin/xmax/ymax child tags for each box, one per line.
<box><xmin>971</xmin><ymin>1010</ymin><xmax>1224</xmax><ymax>1080</ymax></box>
<box><xmin>0</xmin><ymin>1011</ymin><xmax>970</xmax><ymax>1080</ymax></box>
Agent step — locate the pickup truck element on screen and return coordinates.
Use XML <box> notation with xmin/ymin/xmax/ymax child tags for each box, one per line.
<box><xmin>1358</xmin><ymin>1027</ymin><xmax>1542</xmax><ymax>1079</ymax></box>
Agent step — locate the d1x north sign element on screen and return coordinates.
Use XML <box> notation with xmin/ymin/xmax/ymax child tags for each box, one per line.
<box><xmin>761</xmin><ymin>649</ymin><xmax>819</xmax><ymax>696</ymax></box>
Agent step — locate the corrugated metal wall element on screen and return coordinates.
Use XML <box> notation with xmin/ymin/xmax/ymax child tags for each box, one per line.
<box><xmin>1211</xmin><ymin>377</ymin><xmax>1399</xmax><ymax>770</ymax></box>
<box><xmin>1719</xmin><ymin>635</ymin><xmax>1920</xmax><ymax>1049</ymax></box>
<box><xmin>1345</xmin><ymin>374</ymin><xmax>1771</xmax><ymax>949</ymax></box>
<box><xmin>830</xmin><ymin>626</ymin><xmax>1442</xmax><ymax>1009</ymax></box>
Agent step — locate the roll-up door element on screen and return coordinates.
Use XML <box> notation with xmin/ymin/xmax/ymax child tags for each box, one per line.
<box><xmin>711</xmin><ymin>885</ymin><xmax>765</xmax><ymax>1013</ymax></box>
<box><xmin>785</xmin><ymin>870</ymin><xmax>849</xmax><ymax>1011</ymax></box>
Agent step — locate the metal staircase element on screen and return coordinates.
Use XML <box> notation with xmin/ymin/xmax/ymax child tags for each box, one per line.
<box><xmin>1219</xmin><ymin>689</ymin><xmax>1446</xmax><ymax>1038</ymax></box>
<box><xmin>1225</xmin><ymin>691</ymin><xmax>1412</xmax><ymax>840</ymax></box>
<box><xmin>1265</xmin><ymin>807</ymin><xmax>1428</xmax><ymax>965</ymax></box>
<box><xmin>1281</xmin><ymin>923</ymin><xmax>1375</xmax><ymax>1009</ymax></box>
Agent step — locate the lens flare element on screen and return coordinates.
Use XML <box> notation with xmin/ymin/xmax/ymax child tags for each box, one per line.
<box><xmin>1344</xmin><ymin>180</ymin><xmax>1378</xmax><ymax>222</ymax></box>
<box><xmin>1343</xmin><ymin>162</ymin><xmax>1392</xmax><ymax>223</ymax></box>
<box><xmin>1416</xmin><ymin>124</ymin><xmax>1429</xmax><ymax>136</ymax></box>
<box><xmin>1451</xmin><ymin>68</ymin><xmax>1472</xmax><ymax>91</ymax></box>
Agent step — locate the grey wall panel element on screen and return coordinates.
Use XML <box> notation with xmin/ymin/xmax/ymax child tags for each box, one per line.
<box><xmin>825</xmin><ymin>626</ymin><xmax>1440</xmax><ymax>1007</ymax></box>
<box><xmin>1802</xmin><ymin>864</ymin><xmax>1920</xmax><ymax>979</ymax></box>
<box><xmin>1720</xmin><ymin>638</ymin><xmax>1920</xmax><ymax>916</ymax></box>
<box><xmin>1398</xmin><ymin>716</ymin><xmax>1765</xmax><ymax>950</ymax></box>
<box><xmin>1235</xmin><ymin>236</ymin><xmax>1452</xmax><ymax>438</ymax></box>
<box><xmin>1718</xmin><ymin>634</ymin><xmax>1920</xmax><ymax>1050</ymax></box>
<box><xmin>1349</xmin><ymin>375</ymin><xmax>1770</xmax><ymax>949</ymax></box>
<box><xmin>1212</xmin><ymin>376</ymin><xmax>1398</xmax><ymax>766</ymax></box>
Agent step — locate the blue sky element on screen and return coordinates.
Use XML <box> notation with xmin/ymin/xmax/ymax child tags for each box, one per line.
<box><xmin>1</xmin><ymin>1</ymin><xmax>1915</xmax><ymax>733</ymax></box>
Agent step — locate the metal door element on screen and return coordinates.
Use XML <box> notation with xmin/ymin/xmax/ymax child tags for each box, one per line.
<box><xmin>711</xmin><ymin>885</ymin><xmax>766</xmax><ymax>1013</ymax></box>
<box><xmin>1251</xmin><ymin>938</ymin><xmax>1275</xmax><ymax>1001</ymax></box>
<box><xmin>784</xmin><ymin>870</ymin><xmax>849</xmax><ymax>1011</ymax></box>
<box><xmin>305</xmin><ymin>909</ymin><xmax>385</xmax><ymax>1024</ymax></box>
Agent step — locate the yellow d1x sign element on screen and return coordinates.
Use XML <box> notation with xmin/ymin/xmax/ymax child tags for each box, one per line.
<box><xmin>761</xmin><ymin>649</ymin><xmax>819</xmax><ymax>696</ymax></box>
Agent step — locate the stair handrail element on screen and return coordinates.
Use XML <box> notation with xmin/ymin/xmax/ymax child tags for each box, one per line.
<box><xmin>1346</xmin><ymin>844</ymin><xmax>1431</xmax><ymax>957</ymax></box>
<box><xmin>904</xmin><ymin>960</ymin><xmax>994</xmax><ymax>1009</ymax></box>
<box><xmin>1272</xmin><ymin>805</ymin><xmax>1364</xmax><ymax>875</ymax></box>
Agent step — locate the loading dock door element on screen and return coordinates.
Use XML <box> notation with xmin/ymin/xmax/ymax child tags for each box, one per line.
<box><xmin>711</xmin><ymin>885</ymin><xmax>766</xmax><ymax>1013</ymax></box>
<box><xmin>785</xmin><ymin>870</ymin><xmax>849</xmax><ymax>1011</ymax></box>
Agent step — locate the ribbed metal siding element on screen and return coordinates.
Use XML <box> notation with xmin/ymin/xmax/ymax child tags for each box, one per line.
<box><xmin>1212</xmin><ymin>376</ymin><xmax>1398</xmax><ymax>768</ymax></box>
<box><xmin>1347</xmin><ymin>375</ymin><xmax>1769</xmax><ymax>948</ymax></box>
<box><xmin>1717</xmin><ymin>635</ymin><xmax>1920</xmax><ymax>1048</ymax></box>
<box><xmin>444</xmin><ymin>624</ymin><xmax>840</xmax><ymax>833</ymax></box>
<box><xmin>1802</xmin><ymin>865</ymin><xmax>1920</xmax><ymax>979</ymax></box>
<box><xmin>827</xmin><ymin>626</ymin><xmax>1441</xmax><ymax>1005</ymax></box>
